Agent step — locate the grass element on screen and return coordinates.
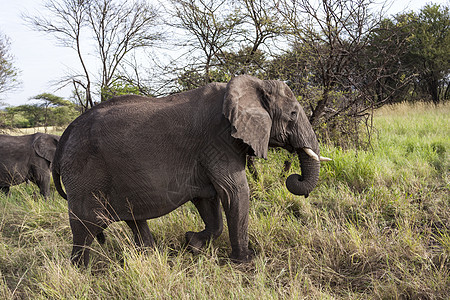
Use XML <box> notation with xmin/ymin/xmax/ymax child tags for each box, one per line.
<box><xmin>1</xmin><ymin>102</ymin><xmax>449</xmax><ymax>299</ymax></box>
<box><xmin>1</xmin><ymin>126</ymin><xmax>62</xmax><ymax>136</ymax></box>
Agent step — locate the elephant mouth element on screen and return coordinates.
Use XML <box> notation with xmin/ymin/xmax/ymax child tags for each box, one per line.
<box><xmin>268</xmin><ymin>136</ymin><xmax>288</xmax><ymax>148</ymax></box>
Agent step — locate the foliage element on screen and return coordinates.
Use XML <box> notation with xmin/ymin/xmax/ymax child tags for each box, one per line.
<box><xmin>1</xmin><ymin>106</ymin><xmax>30</xmax><ymax>128</ymax></box>
<box><xmin>30</xmin><ymin>93</ymin><xmax>71</xmax><ymax>107</ymax></box>
<box><xmin>101</xmin><ymin>80</ymin><xmax>148</xmax><ymax>101</ymax></box>
<box><xmin>169</xmin><ymin>0</ymin><xmax>441</xmax><ymax>148</ymax></box>
<box><xmin>167</xmin><ymin>0</ymin><xmax>281</xmax><ymax>91</ymax></box>
<box><xmin>167</xmin><ymin>0</ymin><xmax>244</xmax><ymax>90</ymax></box>
<box><xmin>407</xmin><ymin>4</ymin><xmax>450</xmax><ymax>104</ymax></box>
<box><xmin>0</xmin><ymin>31</ymin><xmax>20</xmax><ymax>98</ymax></box>
<box><xmin>0</xmin><ymin>103</ymin><xmax>448</xmax><ymax>298</ymax></box>
<box><xmin>177</xmin><ymin>47</ymin><xmax>266</xmax><ymax>91</ymax></box>
<box><xmin>2</xmin><ymin>94</ymin><xmax>78</xmax><ymax>128</ymax></box>
<box><xmin>381</xmin><ymin>4</ymin><xmax>450</xmax><ymax>104</ymax></box>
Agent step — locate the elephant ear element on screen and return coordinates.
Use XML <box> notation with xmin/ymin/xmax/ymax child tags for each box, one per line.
<box><xmin>223</xmin><ymin>75</ymin><xmax>272</xmax><ymax>159</ymax></box>
<box><xmin>32</xmin><ymin>134</ymin><xmax>59</xmax><ymax>163</ymax></box>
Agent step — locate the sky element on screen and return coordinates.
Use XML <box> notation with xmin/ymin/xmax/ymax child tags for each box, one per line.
<box><xmin>0</xmin><ymin>0</ymin><xmax>448</xmax><ymax>107</ymax></box>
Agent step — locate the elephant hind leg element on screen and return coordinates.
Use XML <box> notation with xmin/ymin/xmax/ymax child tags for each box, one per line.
<box><xmin>96</xmin><ymin>232</ymin><xmax>106</xmax><ymax>244</ymax></box>
<box><xmin>125</xmin><ymin>220</ymin><xmax>155</xmax><ymax>249</ymax></box>
<box><xmin>70</xmin><ymin>218</ymin><xmax>104</xmax><ymax>267</ymax></box>
<box><xmin>186</xmin><ymin>196</ymin><xmax>223</xmax><ymax>254</ymax></box>
<box><xmin>1</xmin><ymin>186</ymin><xmax>10</xmax><ymax>196</ymax></box>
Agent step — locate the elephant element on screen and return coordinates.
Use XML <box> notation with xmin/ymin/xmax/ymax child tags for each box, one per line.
<box><xmin>0</xmin><ymin>133</ymin><xmax>60</xmax><ymax>198</ymax></box>
<box><xmin>52</xmin><ymin>75</ymin><xmax>330</xmax><ymax>266</ymax></box>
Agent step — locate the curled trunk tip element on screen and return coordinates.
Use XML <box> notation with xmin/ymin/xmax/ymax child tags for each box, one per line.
<box><xmin>285</xmin><ymin>149</ymin><xmax>320</xmax><ymax>197</ymax></box>
<box><xmin>286</xmin><ymin>174</ymin><xmax>309</xmax><ymax>197</ymax></box>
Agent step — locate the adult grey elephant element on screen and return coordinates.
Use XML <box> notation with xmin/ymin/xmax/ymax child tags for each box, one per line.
<box><xmin>52</xmin><ymin>75</ymin><xmax>330</xmax><ymax>266</ymax></box>
<box><xmin>0</xmin><ymin>133</ymin><xmax>60</xmax><ymax>198</ymax></box>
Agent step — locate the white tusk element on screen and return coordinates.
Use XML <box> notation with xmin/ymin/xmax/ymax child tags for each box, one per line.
<box><xmin>303</xmin><ymin>148</ymin><xmax>320</xmax><ymax>162</ymax></box>
<box><xmin>320</xmin><ymin>156</ymin><xmax>332</xmax><ymax>161</ymax></box>
<box><xmin>303</xmin><ymin>148</ymin><xmax>332</xmax><ymax>162</ymax></box>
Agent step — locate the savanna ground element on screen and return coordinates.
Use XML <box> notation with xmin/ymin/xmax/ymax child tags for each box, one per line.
<box><xmin>0</xmin><ymin>103</ymin><xmax>449</xmax><ymax>299</ymax></box>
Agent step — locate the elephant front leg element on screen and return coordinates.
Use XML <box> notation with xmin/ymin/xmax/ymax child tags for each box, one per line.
<box><xmin>217</xmin><ymin>171</ymin><xmax>253</xmax><ymax>263</ymax></box>
<box><xmin>70</xmin><ymin>218</ymin><xmax>100</xmax><ymax>267</ymax></box>
<box><xmin>38</xmin><ymin>179</ymin><xmax>51</xmax><ymax>198</ymax></box>
<box><xmin>31</xmin><ymin>173</ymin><xmax>51</xmax><ymax>199</ymax></box>
<box><xmin>186</xmin><ymin>196</ymin><xmax>223</xmax><ymax>254</ymax></box>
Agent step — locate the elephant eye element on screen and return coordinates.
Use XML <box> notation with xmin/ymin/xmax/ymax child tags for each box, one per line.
<box><xmin>290</xmin><ymin>111</ymin><xmax>298</xmax><ymax>118</ymax></box>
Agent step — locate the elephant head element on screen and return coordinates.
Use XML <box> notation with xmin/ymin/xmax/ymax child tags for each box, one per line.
<box><xmin>32</xmin><ymin>133</ymin><xmax>60</xmax><ymax>166</ymax></box>
<box><xmin>223</xmin><ymin>75</ymin><xmax>329</xmax><ymax>197</ymax></box>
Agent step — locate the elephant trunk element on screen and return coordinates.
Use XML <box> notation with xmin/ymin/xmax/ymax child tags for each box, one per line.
<box><xmin>285</xmin><ymin>148</ymin><xmax>320</xmax><ymax>197</ymax></box>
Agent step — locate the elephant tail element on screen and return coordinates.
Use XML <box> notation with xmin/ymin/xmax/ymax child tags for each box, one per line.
<box><xmin>52</xmin><ymin>168</ymin><xmax>67</xmax><ymax>200</ymax></box>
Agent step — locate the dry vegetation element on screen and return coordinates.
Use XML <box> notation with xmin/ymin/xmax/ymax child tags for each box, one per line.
<box><xmin>0</xmin><ymin>103</ymin><xmax>449</xmax><ymax>299</ymax></box>
<box><xmin>1</xmin><ymin>127</ymin><xmax>61</xmax><ymax>135</ymax></box>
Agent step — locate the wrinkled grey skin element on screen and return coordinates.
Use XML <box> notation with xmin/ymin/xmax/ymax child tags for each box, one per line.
<box><xmin>52</xmin><ymin>75</ymin><xmax>321</xmax><ymax>266</ymax></box>
<box><xmin>0</xmin><ymin>133</ymin><xmax>60</xmax><ymax>198</ymax></box>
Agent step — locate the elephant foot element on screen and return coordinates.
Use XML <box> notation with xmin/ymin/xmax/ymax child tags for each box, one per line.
<box><xmin>185</xmin><ymin>231</ymin><xmax>210</xmax><ymax>254</ymax></box>
<box><xmin>96</xmin><ymin>232</ymin><xmax>106</xmax><ymax>244</ymax></box>
<box><xmin>230</xmin><ymin>248</ymin><xmax>254</xmax><ymax>264</ymax></box>
<box><xmin>71</xmin><ymin>246</ymin><xmax>91</xmax><ymax>268</ymax></box>
<box><xmin>1</xmin><ymin>186</ymin><xmax>10</xmax><ymax>195</ymax></box>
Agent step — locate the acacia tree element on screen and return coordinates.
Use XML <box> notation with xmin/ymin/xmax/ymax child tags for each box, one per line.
<box><xmin>29</xmin><ymin>93</ymin><xmax>73</xmax><ymax>131</ymax></box>
<box><xmin>25</xmin><ymin>0</ymin><xmax>162</xmax><ymax>111</ymax></box>
<box><xmin>0</xmin><ymin>31</ymin><xmax>21</xmax><ymax>98</ymax></box>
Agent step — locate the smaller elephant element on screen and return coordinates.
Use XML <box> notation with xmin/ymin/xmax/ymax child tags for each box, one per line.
<box><xmin>0</xmin><ymin>133</ymin><xmax>60</xmax><ymax>198</ymax></box>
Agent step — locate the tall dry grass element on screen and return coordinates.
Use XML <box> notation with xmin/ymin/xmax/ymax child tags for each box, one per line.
<box><xmin>0</xmin><ymin>102</ymin><xmax>448</xmax><ymax>299</ymax></box>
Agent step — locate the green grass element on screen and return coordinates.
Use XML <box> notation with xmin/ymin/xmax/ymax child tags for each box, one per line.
<box><xmin>1</xmin><ymin>102</ymin><xmax>449</xmax><ymax>299</ymax></box>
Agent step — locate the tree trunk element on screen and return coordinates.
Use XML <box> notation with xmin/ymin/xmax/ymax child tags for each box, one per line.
<box><xmin>310</xmin><ymin>88</ymin><xmax>330</xmax><ymax>126</ymax></box>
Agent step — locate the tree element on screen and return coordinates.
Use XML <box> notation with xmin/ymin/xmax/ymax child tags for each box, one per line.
<box><xmin>2</xmin><ymin>94</ymin><xmax>78</xmax><ymax>129</ymax></box>
<box><xmin>25</xmin><ymin>0</ymin><xmax>162</xmax><ymax>111</ymax></box>
<box><xmin>13</xmin><ymin>105</ymin><xmax>43</xmax><ymax>128</ymax></box>
<box><xmin>167</xmin><ymin>0</ymin><xmax>243</xmax><ymax>90</ymax></box>
<box><xmin>0</xmin><ymin>102</ymin><xmax>9</xmax><ymax>129</ymax></box>
<box><xmin>237</xmin><ymin>0</ymin><xmax>283</xmax><ymax>60</ymax></box>
<box><xmin>408</xmin><ymin>4</ymin><xmax>450</xmax><ymax>103</ymax></box>
<box><xmin>166</xmin><ymin>0</ymin><xmax>283</xmax><ymax>90</ymax></box>
<box><xmin>100</xmin><ymin>79</ymin><xmax>149</xmax><ymax>100</ymax></box>
<box><xmin>372</xmin><ymin>4</ymin><xmax>450</xmax><ymax>104</ymax></box>
<box><xmin>360</xmin><ymin>17</ymin><xmax>416</xmax><ymax>104</ymax></box>
<box><xmin>0</xmin><ymin>31</ymin><xmax>20</xmax><ymax>98</ymax></box>
<box><xmin>3</xmin><ymin>106</ymin><xmax>25</xmax><ymax>128</ymax></box>
<box><xmin>273</xmin><ymin>0</ymin><xmax>414</xmax><ymax>147</ymax></box>
<box><xmin>29</xmin><ymin>93</ymin><xmax>75</xmax><ymax>131</ymax></box>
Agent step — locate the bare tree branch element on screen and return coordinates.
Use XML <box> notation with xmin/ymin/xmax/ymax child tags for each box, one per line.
<box><xmin>24</xmin><ymin>0</ymin><xmax>162</xmax><ymax>108</ymax></box>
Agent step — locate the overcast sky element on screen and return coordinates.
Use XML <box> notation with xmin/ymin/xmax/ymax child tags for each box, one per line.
<box><xmin>0</xmin><ymin>0</ymin><xmax>448</xmax><ymax>107</ymax></box>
